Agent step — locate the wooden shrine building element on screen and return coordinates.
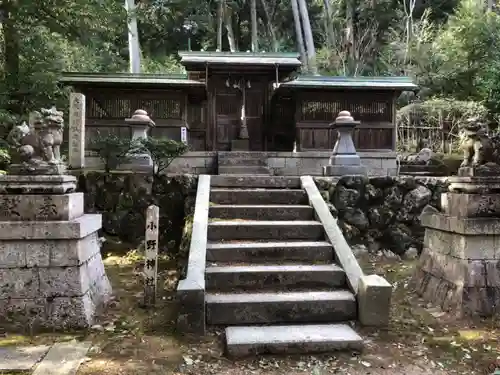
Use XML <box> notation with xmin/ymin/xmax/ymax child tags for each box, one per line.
<box><xmin>60</xmin><ymin>51</ymin><xmax>418</xmax><ymax>175</ymax></box>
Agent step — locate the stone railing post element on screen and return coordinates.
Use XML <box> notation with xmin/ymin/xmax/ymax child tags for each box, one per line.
<box><xmin>323</xmin><ymin>110</ymin><xmax>367</xmax><ymax>176</ymax></box>
<box><xmin>68</xmin><ymin>93</ymin><xmax>86</xmax><ymax>169</ymax></box>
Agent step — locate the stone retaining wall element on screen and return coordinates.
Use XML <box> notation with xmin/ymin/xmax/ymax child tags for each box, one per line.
<box><xmin>315</xmin><ymin>175</ymin><xmax>449</xmax><ymax>256</ymax></box>
<box><xmin>76</xmin><ymin>172</ymin><xmax>197</xmax><ymax>251</ymax></box>
<box><xmin>84</xmin><ymin>151</ymin><xmax>397</xmax><ymax>176</ymax></box>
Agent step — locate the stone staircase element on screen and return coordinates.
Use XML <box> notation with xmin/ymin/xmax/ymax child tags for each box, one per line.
<box><xmin>217</xmin><ymin>152</ymin><xmax>271</xmax><ymax>175</ymax></box>
<box><xmin>205</xmin><ymin>175</ymin><xmax>364</xmax><ymax>357</ymax></box>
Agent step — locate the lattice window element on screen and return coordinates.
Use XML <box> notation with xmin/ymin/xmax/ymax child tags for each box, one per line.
<box><xmin>300</xmin><ymin>99</ymin><xmax>392</xmax><ymax>122</ymax></box>
<box><xmin>87</xmin><ymin>98</ymin><xmax>132</xmax><ymax>119</ymax></box>
<box><xmin>301</xmin><ymin>100</ymin><xmax>342</xmax><ymax>121</ymax></box>
<box><xmin>138</xmin><ymin>98</ymin><xmax>182</xmax><ymax>119</ymax></box>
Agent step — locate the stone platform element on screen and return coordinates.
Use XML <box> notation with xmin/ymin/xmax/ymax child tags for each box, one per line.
<box><xmin>0</xmin><ymin>175</ymin><xmax>111</xmax><ymax>331</ymax></box>
<box><xmin>414</xmin><ymin>171</ymin><xmax>500</xmax><ymax>316</ymax></box>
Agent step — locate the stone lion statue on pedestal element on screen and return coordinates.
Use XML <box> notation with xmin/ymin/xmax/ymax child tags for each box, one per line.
<box><xmin>459</xmin><ymin>117</ymin><xmax>496</xmax><ymax>167</ymax></box>
<box><xmin>7</xmin><ymin>106</ymin><xmax>65</xmax><ymax>174</ymax></box>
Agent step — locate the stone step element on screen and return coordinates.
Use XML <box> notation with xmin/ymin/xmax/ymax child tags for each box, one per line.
<box><xmin>225</xmin><ymin>324</ymin><xmax>364</xmax><ymax>357</ymax></box>
<box><xmin>218</xmin><ymin>166</ymin><xmax>271</xmax><ymax>175</ymax></box>
<box><xmin>209</xmin><ymin>205</ymin><xmax>313</xmax><ymax>220</ymax></box>
<box><xmin>218</xmin><ymin>158</ymin><xmax>267</xmax><ymax>166</ymax></box>
<box><xmin>206</xmin><ymin>264</ymin><xmax>346</xmax><ymax>291</ymax></box>
<box><xmin>206</xmin><ymin>241</ymin><xmax>334</xmax><ymax>263</ymax></box>
<box><xmin>210</xmin><ymin>189</ymin><xmax>307</xmax><ymax>205</ymax></box>
<box><xmin>206</xmin><ymin>290</ymin><xmax>357</xmax><ymax>325</ymax></box>
<box><xmin>207</xmin><ymin>220</ymin><xmax>324</xmax><ymax>241</ymax></box>
<box><xmin>211</xmin><ymin>176</ymin><xmax>301</xmax><ymax>189</ymax></box>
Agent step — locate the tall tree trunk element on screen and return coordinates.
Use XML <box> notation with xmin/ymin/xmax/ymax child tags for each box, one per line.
<box><xmin>125</xmin><ymin>0</ymin><xmax>141</xmax><ymax>73</ymax></box>
<box><xmin>1</xmin><ymin>0</ymin><xmax>21</xmax><ymax>113</ymax></box>
<box><xmin>345</xmin><ymin>0</ymin><xmax>355</xmax><ymax>74</ymax></box>
<box><xmin>259</xmin><ymin>0</ymin><xmax>278</xmax><ymax>52</ymax></box>
<box><xmin>297</xmin><ymin>0</ymin><xmax>318</xmax><ymax>74</ymax></box>
<box><xmin>251</xmin><ymin>0</ymin><xmax>258</xmax><ymax>52</ymax></box>
<box><xmin>291</xmin><ymin>0</ymin><xmax>308</xmax><ymax>71</ymax></box>
<box><xmin>217</xmin><ymin>0</ymin><xmax>224</xmax><ymax>50</ymax></box>
<box><xmin>224</xmin><ymin>5</ymin><xmax>237</xmax><ymax>52</ymax></box>
<box><xmin>322</xmin><ymin>0</ymin><xmax>335</xmax><ymax>48</ymax></box>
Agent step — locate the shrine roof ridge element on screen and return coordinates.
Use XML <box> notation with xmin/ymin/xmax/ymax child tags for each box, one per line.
<box><xmin>178</xmin><ymin>51</ymin><xmax>301</xmax><ymax>66</ymax></box>
<box><xmin>280</xmin><ymin>75</ymin><xmax>419</xmax><ymax>91</ymax></box>
<box><xmin>59</xmin><ymin>72</ymin><xmax>205</xmax><ymax>87</ymax></box>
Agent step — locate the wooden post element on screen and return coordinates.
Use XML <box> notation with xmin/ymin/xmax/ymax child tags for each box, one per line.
<box><xmin>144</xmin><ymin>205</ymin><xmax>159</xmax><ymax>307</ymax></box>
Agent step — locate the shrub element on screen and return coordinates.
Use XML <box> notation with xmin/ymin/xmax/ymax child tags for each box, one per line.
<box><xmin>137</xmin><ymin>137</ymin><xmax>188</xmax><ymax>177</ymax></box>
<box><xmin>88</xmin><ymin>132</ymin><xmax>140</xmax><ymax>173</ymax></box>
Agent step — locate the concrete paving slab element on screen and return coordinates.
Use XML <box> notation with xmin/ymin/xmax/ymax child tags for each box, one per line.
<box><xmin>0</xmin><ymin>345</ymin><xmax>50</xmax><ymax>371</ymax></box>
<box><xmin>32</xmin><ymin>341</ymin><xmax>91</xmax><ymax>375</ymax></box>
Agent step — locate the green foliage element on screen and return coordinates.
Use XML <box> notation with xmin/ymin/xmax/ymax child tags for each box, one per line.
<box><xmin>141</xmin><ymin>56</ymin><xmax>185</xmax><ymax>74</ymax></box>
<box><xmin>137</xmin><ymin>137</ymin><xmax>188</xmax><ymax>176</ymax></box>
<box><xmin>398</xmin><ymin>98</ymin><xmax>488</xmax><ymax>133</ymax></box>
<box><xmin>432</xmin><ymin>0</ymin><xmax>500</xmax><ymax>101</ymax></box>
<box><xmin>88</xmin><ymin>133</ymin><xmax>140</xmax><ymax>173</ymax></box>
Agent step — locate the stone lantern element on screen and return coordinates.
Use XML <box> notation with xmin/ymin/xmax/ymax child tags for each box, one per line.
<box><xmin>323</xmin><ymin>110</ymin><xmax>367</xmax><ymax>176</ymax></box>
<box><xmin>123</xmin><ymin>109</ymin><xmax>156</xmax><ymax>170</ymax></box>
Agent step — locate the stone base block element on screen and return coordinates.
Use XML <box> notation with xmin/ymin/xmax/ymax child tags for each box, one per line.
<box><xmin>0</xmin><ymin>193</ymin><xmax>83</xmax><ymax>221</ymax></box>
<box><xmin>0</xmin><ymin>175</ymin><xmax>76</xmax><ymax>194</ymax></box>
<box><xmin>0</xmin><ymin>231</ymin><xmax>112</xmax><ymax>331</ymax></box>
<box><xmin>421</xmin><ymin>210</ymin><xmax>500</xmax><ymax>236</ymax></box>
<box><xmin>8</xmin><ymin>162</ymin><xmax>67</xmax><ymax>176</ymax></box>
<box><xmin>458</xmin><ymin>164</ymin><xmax>500</xmax><ymax>177</ymax></box>
<box><xmin>414</xmin><ymin>246</ymin><xmax>500</xmax><ymax>316</ymax></box>
<box><xmin>323</xmin><ymin>164</ymin><xmax>367</xmax><ymax>176</ymax></box>
<box><xmin>357</xmin><ymin>274</ymin><xmax>392</xmax><ymax>326</ymax></box>
<box><xmin>0</xmin><ymin>288</ymin><xmax>111</xmax><ymax>331</ymax></box>
<box><xmin>423</xmin><ymin>226</ymin><xmax>500</xmax><ymax>259</ymax></box>
<box><xmin>448</xmin><ymin>175</ymin><xmax>500</xmax><ymax>193</ymax></box>
<box><xmin>0</xmin><ymin>214</ymin><xmax>101</xmax><ymax>240</ymax></box>
<box><xmin>441</xmin><ymin>192</ymin><xmax>500</xmax><ymax>218</ymax></box>
<box><xmin>231</xmin><ymin>139</ymin><xmax>250</xmax><ymax>151</ymax></box>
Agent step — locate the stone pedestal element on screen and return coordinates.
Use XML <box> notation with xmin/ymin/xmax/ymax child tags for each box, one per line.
<box><xmin>0</xmin><ymin>175</ymin><xmax>112</xmax><ymax>331</ymax></box>
<box><xmin>120</xmin><ymin>109</ymin><xmax>155</xmax><ymax>171</ymax></box>
<box><xmin>414</xmin><ymin>167</ymin><xmax>500</xmax><ymax>316</ymax></box>
<box><xmin>323</xmin><ymin>111</ymin><xmax>367</xmax><ymax>176</ymax></box>
<box><xmin>231</xmin><ymin>139</ymin><xmax>250</xmax><ymax>151</ymax></box>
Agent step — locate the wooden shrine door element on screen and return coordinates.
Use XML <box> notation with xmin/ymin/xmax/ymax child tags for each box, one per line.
<box><xmin>214</xmin><ymin>86</ymin><xmax>241</xmax><ymax>151</ymax></box>
<box><xmin>214</xmin><ymin>79</ymin><xmax>266</xmax><ymax>151</ymax></box>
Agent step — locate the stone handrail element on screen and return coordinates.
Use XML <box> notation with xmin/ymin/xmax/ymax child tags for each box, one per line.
<box><xmin>176</xmin><ymin>174</ymin><xmax>211</xmax><ymax>334</ymax></box>
<box><xmin>301</xmin><ymin>176</ymin><xmax>364</xmax><ymax>293</ymax></box>
<box><xmin>301</xmin><ymin>175</ymin><xmax>392</xmax><ymax>326</ymax></box>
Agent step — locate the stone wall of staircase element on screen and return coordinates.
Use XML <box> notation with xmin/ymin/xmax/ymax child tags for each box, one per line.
<box><xmin>316</xmin><ymin>175</ymin><xmax>450</xmax><ymax>257</ymax></box>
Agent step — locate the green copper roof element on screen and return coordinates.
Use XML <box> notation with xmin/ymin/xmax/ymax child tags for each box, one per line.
<box><xmin>179</xmin><ymin>51</ymin><xmax>301</xmax><ymax>67</ymax></box>
<box><xmin>280</xmin><ymin>75</ymin><xmax>418</xmax><ymax>91</ymax></box>
<box><xmin>59</xmin><ymin>72</ymin><xmax>205</xmax><ymax>87</ymax></box>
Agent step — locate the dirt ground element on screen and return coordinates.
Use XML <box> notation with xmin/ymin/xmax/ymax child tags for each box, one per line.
<box><xmin>1</xmin><ymin>250</ymin><xmax>499</xmax><ymax>375</ymax></box>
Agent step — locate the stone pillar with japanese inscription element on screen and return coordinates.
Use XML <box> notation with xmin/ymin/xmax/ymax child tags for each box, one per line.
<box><xmin>414</xmin><ymin>119</ymin><xmax>500</xmax><ymax>316</ymax></box>
<box><xmin>144</xmin><ymin>205</ymin><xmax>159</xmax><ymax>307</ymax></box>
<box><xmin>0</xmin><ymin>106</ymin><xmax>112</xmax><ymax>332</ymax></box>
<box><xmin>69</xmin><ymin>93</ymin><xmax>86</xmax><ymax>169</ymax></box>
